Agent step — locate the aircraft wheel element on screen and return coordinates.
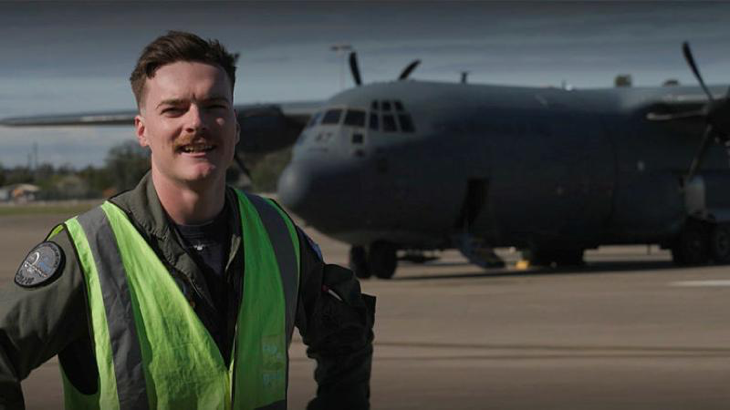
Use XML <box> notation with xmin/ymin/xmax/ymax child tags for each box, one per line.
<box><xmin>368</xmin><ymin>241</ymin><xmax>398</xmax><ymax>279</ymax></box>
<box><xmin>710</xmin><ymin>224</ymin><xmax>730</xmax><ymax>264</ymax></box>
<box><xmin>525</xmin><ymin>248</ymin><xmax>584</xmax><ymax>267</ymax></box>
<box><xmin>349</xmin><ymin>246</ymin><xmax>371</xmax><ymax>279</ymax></box>
<box><xmin>552</xmin><ymin>249</ymin><xmax>585</xmax><ymax>267</ymax></box>
<box><xmin>671</xmin><ymin>223</ymin><xmax>710</xmax><ymax>265</ymax></box>
<box><xmin>524</xmin><ymin>249</ymin><xmax>552</xmax><ymax>267</ymax></box>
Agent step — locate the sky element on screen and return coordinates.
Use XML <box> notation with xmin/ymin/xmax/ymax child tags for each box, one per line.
<box><xmin>1</xmin><ymin>1</ymin><xmax>729</xmax><ymax>168</ymax></box>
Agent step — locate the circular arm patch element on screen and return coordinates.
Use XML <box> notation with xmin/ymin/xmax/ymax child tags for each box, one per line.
<box><xmin>15</xmin><ymin>242</ymin><xmax>65</xmax><ymax>288</ymax></box>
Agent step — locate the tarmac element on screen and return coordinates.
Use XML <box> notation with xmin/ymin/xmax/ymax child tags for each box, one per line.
<box><xmin>2</xmin><ymin>210</ymin><xmax>730</xmax><ymax>409</ymax></box>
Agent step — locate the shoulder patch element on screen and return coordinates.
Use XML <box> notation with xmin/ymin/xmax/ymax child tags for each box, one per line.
<box><xmin>304</xmin><ymin>233</ymin><xmax>324</xmax><ymax>262</ymax></box>
<box><xmin>15</xmin><ymin>242</ymin><xmax>65</xmax><ymax>288</ymax></box>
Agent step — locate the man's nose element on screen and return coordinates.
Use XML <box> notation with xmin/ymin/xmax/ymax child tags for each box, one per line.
<box><xmin>184</xmin><ymin>105</ymin><xmax>207</xmax><ymax>133</ymax></box>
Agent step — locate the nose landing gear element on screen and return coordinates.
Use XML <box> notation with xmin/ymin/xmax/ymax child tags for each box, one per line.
<box><xmin>349</xmin><ymin>246</ymin><xmax>370</xmax><ymax>279</ymax></box>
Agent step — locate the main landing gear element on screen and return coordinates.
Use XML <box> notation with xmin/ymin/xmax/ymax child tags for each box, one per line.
<box><xmin>523</xmin><ymin>248</ymin><xmax>585</xmax><ymax>268</ymax></box>
<box><xmin>671</xmin><ymin>220</ymin><xmax>730</xmax><ymax>265</ymax></box>
<box><xmin>349</xmin><ymin>241</ymin><xmax>399</xmax><ymax>280</ymax></box>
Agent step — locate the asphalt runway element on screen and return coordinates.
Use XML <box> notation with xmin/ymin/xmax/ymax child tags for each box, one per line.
<box><xmin>2</xmin><ymin>209</ymin><xmax>730</xmax><ymax>409</ymax></box>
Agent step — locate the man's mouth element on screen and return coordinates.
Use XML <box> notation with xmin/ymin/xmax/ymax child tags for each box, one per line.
<box><xmin>179</xmin><ymin>143</ymin><xmax>215</xmax><ymax>153</ymax></box>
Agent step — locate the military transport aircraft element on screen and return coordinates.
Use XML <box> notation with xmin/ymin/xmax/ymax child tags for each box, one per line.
<box><xmin>3</xmin><ymin>43</ymin><xmax>730</xmax><ymax>280</ymax></box>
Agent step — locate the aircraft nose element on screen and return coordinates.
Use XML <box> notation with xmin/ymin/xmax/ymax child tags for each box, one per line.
<box><xmin>277</xmin><ymin>163</ymin><xmax>310</xmax><ymax>212</ymax></box>
<box><xmin>277</xmin><ymin>160</ymin><xmax>363</xmax><ymax>231</ymax></box>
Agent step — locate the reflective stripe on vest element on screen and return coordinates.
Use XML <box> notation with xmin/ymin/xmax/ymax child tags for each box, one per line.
<box><xmin>61</xmin><ymin>192</ymin><xmax>300</xmax><ymax>410</ymax></box>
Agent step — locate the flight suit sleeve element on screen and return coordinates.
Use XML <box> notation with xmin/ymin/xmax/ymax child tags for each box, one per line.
<box><xmin>0</xmin><ymin>227</ymin><xmax>90</xmax><ymax>410</ymax></box>
<box><xmin>294</xmin><ymin>228</ymin><xmax>376</xmax><ymax>410</ymax></box>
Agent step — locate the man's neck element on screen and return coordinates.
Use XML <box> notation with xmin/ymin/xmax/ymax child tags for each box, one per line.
<box><xmin>151</xmin><ymin>171</ymin><xmax>226</xmax><ymax>225</ymax></box>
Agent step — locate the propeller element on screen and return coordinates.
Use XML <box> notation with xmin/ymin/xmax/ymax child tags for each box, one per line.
<box><xmin>648</xmin><ymin>42</ymin><xmax>730</xmax><ymax>184</ymax></box>
<box><xmin>348</xmin><ymin>52</ymin><xmax>363</xmax><ymax>86</ymax></box>
<box><xmin>348</xmin><ymin>52</ymin><xmax>422</xmax><ymax>86</ymax></box>
<box><xmin>681</xmin><ymin>42</ymin><xmax>730</xmax><ymax>183</ymax></box>
<box><xmin>683</xmin><ymin>42</ymin><xmax>715</xmax><ymax>104</ymax></box>
<box><xmin>398</xmin><ymin>60</ymin><xmax>421</xmax><ymax>81</ymax></box>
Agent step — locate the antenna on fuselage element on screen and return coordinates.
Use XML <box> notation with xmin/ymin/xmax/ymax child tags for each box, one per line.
<box><xmin>460</xmin><ymin>71</ymin><xmax>469</xmax><ymax>84</ymax></box>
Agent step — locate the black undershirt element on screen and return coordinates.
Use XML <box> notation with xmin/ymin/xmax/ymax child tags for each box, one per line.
<box><xmin>174</xmin><ymin>205</ymin><xmax>231</xmax><ymax>357</ymax></box>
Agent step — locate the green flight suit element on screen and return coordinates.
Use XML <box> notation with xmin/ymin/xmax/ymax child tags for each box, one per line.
<box><xmin>0</xmin><ymin>173</ymin><xmax>375</xmax><ymax>410</ymax></box>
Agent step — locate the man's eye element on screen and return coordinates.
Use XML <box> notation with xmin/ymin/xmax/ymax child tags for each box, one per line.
<box><xmin>161</xmin><ymin>107</ymin><xmax>183</xmax><ymax>115</ymax></box>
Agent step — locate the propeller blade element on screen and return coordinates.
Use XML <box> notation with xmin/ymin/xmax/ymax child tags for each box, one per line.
<box><xmin>686</xmin><ymin>124</ymin><xmax>714</xmax><ymax>183</ymax></box>
<box><xmin>682</xmin><ymin>41</ymin><xmax>714</xmax><ymax>104</ymax></box>
<box><xmin>348</xmin><ymin>52</ymin><xmax>362</xmax><ymax>86</ymax></box>
<box><xmin>646</xmin><ymin>109</ymin><xmax>706</xmax><ymax>122</ymax></box>
<box><xmin>398</xmin><ymin>59</ymin><xmax>421</xmax><ymax>81</ymax></box>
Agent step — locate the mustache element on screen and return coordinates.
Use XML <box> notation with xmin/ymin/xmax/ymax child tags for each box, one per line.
<box><xmin>173</xmin><ymin>133</ymin><xmax>213</xmax><ymax>150</ymax></box>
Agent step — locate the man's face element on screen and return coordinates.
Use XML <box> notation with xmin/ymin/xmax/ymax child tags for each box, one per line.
<box><xmin>135</xmin><ymin>61</ymin><xmax>239</xmax><ymax>188</ymax></box>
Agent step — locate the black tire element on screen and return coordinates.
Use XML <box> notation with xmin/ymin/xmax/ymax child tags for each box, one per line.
<box><xmin>368</xmin><ymin>241</ymin><xmax>398</xmax><ymax>279</ymax></box>
<box><xmin>552</xmin><ymin>249</ymin><xmax>585</xmax><ymax>267</ymax></box>
<box><xmin>525</xmin><ymin>248</ymin><xmax>584</xmax><ymax>267</ymax></box>
<box><xmin>671</xmin><ymin>224</ymin><xmax>710</xmax><ymax>265</ymax></box>
<box><xmin>710</xmin><ymin>224</ymin><xmax>730</xmax><ymax>264</ymax></box>
<box><xmin>349</xmin><ymin>246</ymin><xmax>371</xmax><ymax>279</ymax></box>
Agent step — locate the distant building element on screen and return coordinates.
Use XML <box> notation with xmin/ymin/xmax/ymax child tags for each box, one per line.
<box><xmin>0</xmin><ymin>184</ymin><xmax>41</xmax><ymax>202</ymax></box>
<box><xmin>55</xmin><ymin>175</ymin><xmax>88</xmax><ymax>198</ymax></box>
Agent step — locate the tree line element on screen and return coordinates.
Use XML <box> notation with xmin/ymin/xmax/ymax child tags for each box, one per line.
<box><xmin>0</xmin><ymin>141</ymin><xmax>290</xmax><ymax>200</ymax></box>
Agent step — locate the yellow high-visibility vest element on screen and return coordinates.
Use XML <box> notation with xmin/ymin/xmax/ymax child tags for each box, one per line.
<box><xmin>58</xmin><ymin>191</ymin><xmax>300</xmax><ymax>410</ymax></box>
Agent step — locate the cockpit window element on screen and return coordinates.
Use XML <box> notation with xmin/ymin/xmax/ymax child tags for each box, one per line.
<box><xmin>305</xmin><ymin>111</ymin><xmax>323</xmax><ymax>128</ymax></box>
<box><xmin>344</xmin><ymin>109</ymin><xmax>366</xmax><ymax>127</ymax></box>
<box><xmin>369</xmin><ymin>112</ymin><xmax>379</xmax><ymax>131</ymax></box>
<box><xmin>382</xmin><ymin>101</ymin><xmax>392</xmax><ymax>111</ymax></box>
<box><xmin>398</xmin><ymin>114</ymin><xmax>415</xmax><ymax>132</ymax></box>
<box><xmin>321</xmin><ymin>109</ymin><xmax>343</xmax><ymax>125</ymax></box>
<box><xmin>394</xmin><ymin>101</ymin><xmax>404</xmax><ymax>112</ymax></box>
<box><xmin>382</xmin><ymin>114</ymin><xmax>397</xmax><ymax>132</ymax></box>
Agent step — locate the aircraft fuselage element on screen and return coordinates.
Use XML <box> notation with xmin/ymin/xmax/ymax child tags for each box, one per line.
<box><xmin>277</xmin><ymin>80</ymin><xmax>730</xmax><ymax>264</ymax></box>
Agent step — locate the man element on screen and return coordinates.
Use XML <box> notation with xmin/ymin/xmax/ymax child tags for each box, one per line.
<box><xmin>0</xmin><ymin>31</ymin><xmax>375</xmax><ymax>410</ymax></box>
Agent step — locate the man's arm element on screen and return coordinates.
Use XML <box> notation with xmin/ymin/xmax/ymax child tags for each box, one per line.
<box><xmin>0</xmin><ymin>228</ymin><xmax>89</xmax><ymax>409</ymax></box>
<box><xmin>294</xmin><ymin>228</ymin><xmax>376</xmax><ymax>410</ymax></box>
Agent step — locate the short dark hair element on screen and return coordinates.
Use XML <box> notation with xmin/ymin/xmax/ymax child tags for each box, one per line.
<box><xmin>130</xmin><ymin>31</ymin><xmax>238</xmax><ymax>108</ymax></box>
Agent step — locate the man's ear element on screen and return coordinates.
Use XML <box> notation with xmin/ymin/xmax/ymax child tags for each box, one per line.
<box><xmin>135</xmin><ymin>115</ymin><xmax>149</xmax><ymax>147</ymax></box>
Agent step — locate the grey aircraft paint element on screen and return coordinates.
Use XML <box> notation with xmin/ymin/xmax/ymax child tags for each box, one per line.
<box><xmin>277</xmin><ymin>79</ymin><xmax>730</xmax><ymax>278</ymax></box>
<box><xmin>4</xmin><ymin>48</ymin><xmax>730</xmax><ymax>279</ymax></box>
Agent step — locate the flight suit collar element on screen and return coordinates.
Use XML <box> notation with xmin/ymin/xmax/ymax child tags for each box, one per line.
<box><xmin>109</xmin><ymin>172</ymin><xmax>242</xmax><ymax>314</ymax></box>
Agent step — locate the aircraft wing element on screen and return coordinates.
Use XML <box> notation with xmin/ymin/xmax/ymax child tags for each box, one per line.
<box><xmin>644</xmin><ymin>89</ymin><xmax>726</xmax><ymax>122</ymax></box>
<box><xmin>0</xmin><ymin>111</ymin><xmax>136</xmax><ymax>126</ymax></box>
<box><xmin>0</xmin><ymin>100</ymin><xmax>323</xmax><ymax>153</ymax></box>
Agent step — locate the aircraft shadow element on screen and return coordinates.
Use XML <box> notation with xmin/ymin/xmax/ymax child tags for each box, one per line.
<box><xmin>391</xmin><ymin>259</ymin><xmax>698</xmax><ymax>281</ymax></box>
